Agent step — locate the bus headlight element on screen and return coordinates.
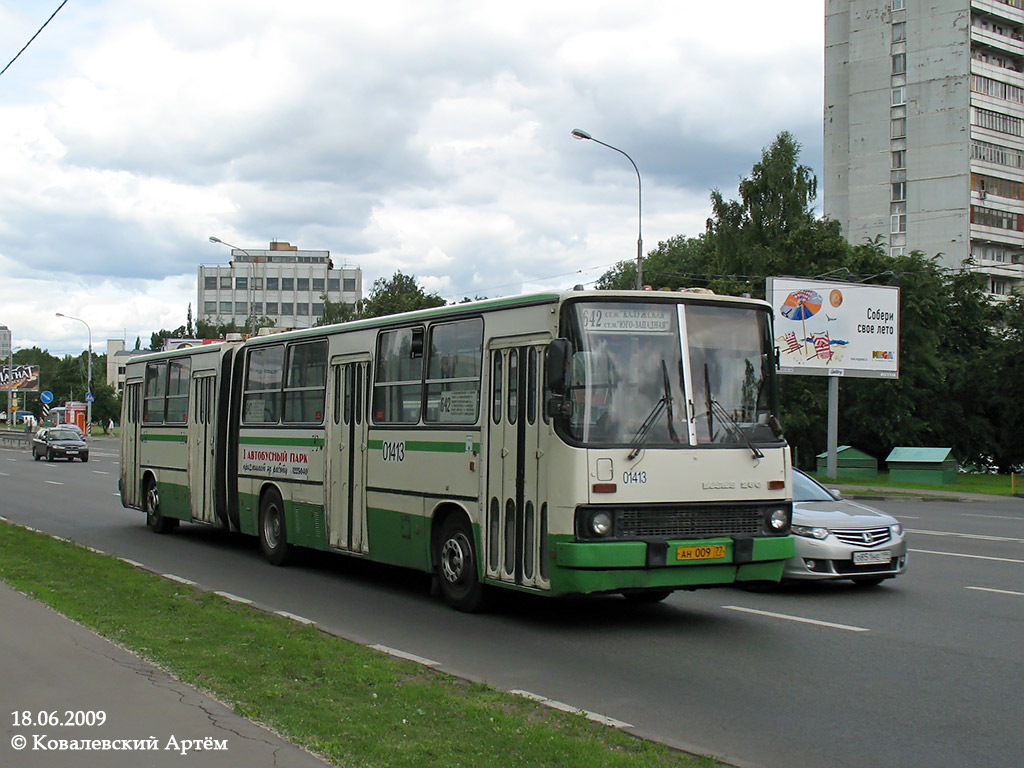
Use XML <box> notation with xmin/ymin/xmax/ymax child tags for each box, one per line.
<box><xmin>768</xmin><ymin>508</ymin><xmax>790</xmax><ymax>532</ymax></box>
<box><xmin>589</xmin><ymin>511</ymin><xmax>613</xmax><ymax>537</ymax></box>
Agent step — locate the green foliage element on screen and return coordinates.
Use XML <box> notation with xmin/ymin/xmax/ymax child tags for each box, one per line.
<box><xmin>596</xmin><ymin>131</ymin><xmax>1024</xmax><ymax>472</ymax></box>
<box><xmin>359</xmin><ymin>271</ymin><xmax>446</xmax><ymax>318</ymax></box>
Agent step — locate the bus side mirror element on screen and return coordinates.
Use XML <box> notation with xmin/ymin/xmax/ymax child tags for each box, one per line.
<box><xmin>545</xmin><ymin>339</ymin><xmax>574</xmax><ymax>419</ymax></box>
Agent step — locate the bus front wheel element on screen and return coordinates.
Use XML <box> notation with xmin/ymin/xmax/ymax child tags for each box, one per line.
<box><xmin>436</xmin><ymin>516</ymin><xmax>488</xmax><ymax>612</ymax></box>
<box><xmin>144</xmin><ymin>477</ymin><xmax>178</xmax><ymax>534</ymax></box>
<box><xmin>259</xmin><ymin>490</ymin><xmax>291</xmax><ymax>566</ymax></box>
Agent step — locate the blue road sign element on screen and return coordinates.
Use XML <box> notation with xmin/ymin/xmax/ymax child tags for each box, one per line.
<box><xmin>40</xmin><ymin>390</ymin><xmax>54</xmax><ymax>404</ymax></box>
<box><xmin>85</xmin><ymin>392</ymin><xmax>95</xmax><ymax>403</ymax></box>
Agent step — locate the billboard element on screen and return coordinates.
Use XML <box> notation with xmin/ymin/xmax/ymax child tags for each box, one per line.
<box><xmin>0</xmin><ymin>364</ymin><xmax>41</xmax><ymax>391</ymax></box>
<box><xmin>766</xmin><ymin>278</ymin><xmax>900</xmax><ymax>379</ymax></box>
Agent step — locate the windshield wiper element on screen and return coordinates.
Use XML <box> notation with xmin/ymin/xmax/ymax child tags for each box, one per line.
<box><xmin>628</xmin><ymin>360</ymin><xmax>679</xmax><ymax>460</ymax></box>
<box><xmin>703</xmin><ymin>364</ymin><xmax>763</xmax><ymax>460</ymax></box>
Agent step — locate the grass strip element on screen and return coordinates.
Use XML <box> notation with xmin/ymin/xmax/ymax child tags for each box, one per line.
<box><xmin>809</xmin><ymin>471</ymin><xmax>1016</xmax><ymax>497</ymax></box>
<box><xmin>0</xmin><ymin>521</ymin><xmax>720</xmax><ymax>768</ymax></box>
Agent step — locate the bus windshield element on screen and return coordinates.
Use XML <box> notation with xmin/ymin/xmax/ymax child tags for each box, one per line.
<box><xmin>562</xmin><ymin>300</ymin><xmax>780</xmax><ymax>449</ymax></box>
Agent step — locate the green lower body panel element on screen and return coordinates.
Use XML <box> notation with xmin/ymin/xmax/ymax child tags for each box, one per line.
<box><xmin>366</xmin><ymin>507</ymin><xmax>430</xmax><ymax>571</ymax></box>
<box><xmin>288</xmin><ymin>502</ymin><xmax>327</xmax><ymax>549</ymax></box>
<box><xmin>156</xmin><ymin>481</ymin><xmax>190</xmax><ymax>521</ymax></box>
<box><xmin>546</xmin><ymin>535</ymin><xmax>794</xmax><ymax>596</ymax></box>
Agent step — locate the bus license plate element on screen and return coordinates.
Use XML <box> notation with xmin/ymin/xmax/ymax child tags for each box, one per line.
<box><xmin>852</xmin><ymin>550</ymin><xmax>891</xmax><ymax>565</ymax></box>
<box><xmin>676</xmin><ymin>545</ymin><xmax>726</xmax><ymax>561</ymax></box>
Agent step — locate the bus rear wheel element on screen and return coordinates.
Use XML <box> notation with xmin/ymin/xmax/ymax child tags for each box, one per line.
<box><xmin>436</xmin><ymin>516</ymin><xmax>488</xmax><ymax>612</ymax></box>
<box><xmin>259</xmin><ymin>490</ymin><xmax>291</xmax><ymax>566</ymax></box>
<box><xmin>144</xmin><ymin>477</ymin><xmax>178</xmax><ymax>534</ymax></box>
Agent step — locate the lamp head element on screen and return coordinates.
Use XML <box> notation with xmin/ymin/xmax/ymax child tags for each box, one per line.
<box><xmin>209</xmin><ymin>236</ymin><xmax>222</xmax><ymax>244</ymax></box>
<box><xmin>571</xmin><ymin>128</ymin><xmax>592</xmax><ymax>141</ymax></box>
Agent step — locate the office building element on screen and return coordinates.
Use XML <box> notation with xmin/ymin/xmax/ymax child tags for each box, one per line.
<box><xmin>825</xmin><ymin>0</ymin><xmax>1024</xmax><ymax>295</ymax></box>
<box><xmin>198</xmin><ymin>241</ymin><xmax>362</xmax><ymax>330</ymax></box>
<box><xmin>106</xmin><ymin>339</ymin><xmax>148</xmax><ymax>395</ymax></box>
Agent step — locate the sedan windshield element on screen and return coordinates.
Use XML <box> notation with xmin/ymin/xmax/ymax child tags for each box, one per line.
<box><xmin>792</xmin><ymin>470</ymin><xmax>836</xmax><ymax>502</ymax></box>
<box><xmin>561</xmin><ymin>300</ymin><xmax>780</xmax><ymax>449</ymax></box>
<box><xmin>49</xmin><ymin>429</ymin><xmax>81</xmax><ymax>441</ymax></box>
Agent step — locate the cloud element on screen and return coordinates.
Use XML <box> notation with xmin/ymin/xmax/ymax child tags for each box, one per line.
<box><xmin>0</xmin><ymin>0</ymin><xmax>825</xmax><ymax>354</ymax></box>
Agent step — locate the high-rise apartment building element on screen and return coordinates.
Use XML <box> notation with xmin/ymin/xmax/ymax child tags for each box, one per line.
<box><xmin>825</xmin><ymin>0</ymin><xmax>1024</xmax><ymax>295</ymax></box>
<box><xmin>198</xmin><ymin>241</ymin><xmax>362</xmax><ymax>330</ymax></box>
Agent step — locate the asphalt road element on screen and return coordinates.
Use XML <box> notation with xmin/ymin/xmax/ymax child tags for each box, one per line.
<box><xmin>2</xmin><ymin>441</ymin><xmax>1022</xmax><ymax>768</ymax></box>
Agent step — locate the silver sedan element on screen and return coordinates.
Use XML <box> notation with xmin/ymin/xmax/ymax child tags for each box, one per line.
<box><xmin>784</xmin><ymin>469</ymin><xmax>907</xmax><ymax>585</ymax></box>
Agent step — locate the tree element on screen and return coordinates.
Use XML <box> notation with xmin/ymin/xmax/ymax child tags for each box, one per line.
<box><xmin>358</xmin><ymin>272</ymin><xmax>446</xmax><ymax>319</ymax></box>
<box><xmin>315</xmin><ymin>294</ymin><xmax>358</xmax><ymax>327</ymax></box>
<box><xmin>596</xmin><ymin>131</ymin><xmax>1020</xmax><ymax>473</ymax></box>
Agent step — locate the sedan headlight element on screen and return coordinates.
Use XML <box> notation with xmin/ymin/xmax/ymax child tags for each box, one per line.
<box><xmin>792</xmin><ymin>524</ymin><xmax>829</xmax><ymax>540</ymax></box>
<box><xmin>890</xmin><ymin>523</ymin><xmax>903</xmax><ymax>537</ymax></box>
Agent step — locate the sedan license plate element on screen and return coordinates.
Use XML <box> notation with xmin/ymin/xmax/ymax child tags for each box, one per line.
<box><xmin>676</xmin><ymin>545</ymin><xmax>726</xmax><ymax>562</ymax></box>
<box><xmin>65</xmin><ymin>450</ymin><xmax>78</xmax><ymax>455</ymax></box>
<box><xmin>852</xmin><ymin>550</ymin><xmax>892</xmax><ymax>565</ymax></box>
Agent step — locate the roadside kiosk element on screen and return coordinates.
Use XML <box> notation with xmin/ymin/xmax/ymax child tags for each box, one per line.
<box><xmin>886</xmin><ymin>447</ymin><xmax>957</xmax><ymax>485</ymax></box>
<box><xmin>815</xmin><ymin>445</ymin><xmax>878</xmax><ymax>479</ymax></box>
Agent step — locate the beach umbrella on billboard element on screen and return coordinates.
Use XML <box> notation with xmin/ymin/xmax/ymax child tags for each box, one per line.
<box><xmin>779</xmin><ymin>289</ymin><xmax>823</xmax><ymax>357</ymax></box>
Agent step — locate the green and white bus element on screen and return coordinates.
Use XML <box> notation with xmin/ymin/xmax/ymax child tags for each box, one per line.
<box><xmin>120</xmin><ymin>290</ymin><xmax>794</xmax><ymax>610</ymax></box>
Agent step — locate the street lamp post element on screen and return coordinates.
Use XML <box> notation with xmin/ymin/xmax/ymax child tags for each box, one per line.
<box><xmin>56</xmin><ymin>313</ymin><xmax>92</xmax><ymax>435</ymax></box>
<box><xmin>6</xmin><ymin>346</ymin><xmax>18</xmax><ymax>429</ymax></box>
<box><xmin>209</xmin><ymin>236</ymin><xmax>255</xmax><ymax>332</ymax></box>
<box><xmin>571</xmin><ymin>128</ymin><xmax>644</xmax><ymax>290</ymax></box>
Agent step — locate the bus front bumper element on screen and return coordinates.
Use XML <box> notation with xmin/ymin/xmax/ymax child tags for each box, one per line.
<box><xmin>549</xmin><ymin>536</ymin><xmax>794</xmax><ymax>595</ymax></box>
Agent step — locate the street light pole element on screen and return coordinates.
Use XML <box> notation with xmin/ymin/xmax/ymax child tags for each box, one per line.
<box><xmin>571</xmin><ymin>128</ymin><xmax>644</xmax><ymax>290</ymax></box>
<box><xmin>56</xmin><ymin>313</ymin><xmax>92</xmax><ymax>435</ymax></box>
<box><xmin>209</xmin><ymin>236</ymin><xmax>255</xmax><ymax>333</ymax></box>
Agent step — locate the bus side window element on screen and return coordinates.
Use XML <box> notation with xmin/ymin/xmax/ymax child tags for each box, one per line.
<box><xmin>491</xmin><ymin>350</ymin><xmax>502</xmax><ymax>425</ymax></box>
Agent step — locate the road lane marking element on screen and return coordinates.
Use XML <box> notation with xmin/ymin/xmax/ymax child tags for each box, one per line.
<box><xmin>910</xmin><ymin>549</ymin><xmax>1024</xmax><ymax>565</ymax></box>
<box><xmin>964</xmin><ymin>513</ymin><xmax>1024</xmax><ymax>522</ymax></box>
<box><xmin>907</xmin><ymin>529</ymin><xmax>1024</xmax><ymax>543</ymax></box>
<box><xmin>966</xmin><ymin>586</ymin><xmax>1024</xmax><ymax>597</ymax></box>
<box><xmin>722</xmin><ymin>605</ymin><xmax>870</xmax><ymax>632</ymax></box>
<box><xmin>510</xmin><ymin>690</ymin><xmax>633</xmax><ymax>729</ymax></box>
<box><xmin>91</xmin><ymin>470</ymin><xmax>110</xmax><ymax>475</ymax></box>
<box><xmin>44</xmin><ymin>480</ymin><xmax>63</xmax><ymax>486</ymax></box>
<box><xmin>371</xmin><ymin>645</ymin><xmax>440</xmax><ymax>667</ymax></box>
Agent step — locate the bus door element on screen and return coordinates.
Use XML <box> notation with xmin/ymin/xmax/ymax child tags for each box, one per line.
<box><xmin>485</xmin><ymin>339</ymin><xmax>550</xmax><ymax>589</ymax></box>
<box><xmin>120</xmin><ymin>381</ymin><xmax>143</xmax><ymax>509</ymax></box>
<box><xmin>325</xmin><ymin>355</ymin><xmax>370</xmax><ymax>553</ymax></box>
<box><xmin>188</xmin><ymin>373</ymin><xmax>218</xmax><ymax>524</ymax></box>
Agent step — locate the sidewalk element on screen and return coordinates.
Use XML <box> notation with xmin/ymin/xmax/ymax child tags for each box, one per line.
<box><xmin>0</xmin><ymin>581</ymin><xmax>335</xmax><ymax>768</ymax></box>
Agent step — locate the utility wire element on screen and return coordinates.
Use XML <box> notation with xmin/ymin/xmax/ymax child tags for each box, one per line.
<box><xmin>0</xmin><ymin>0</ymin><xmax>70</xmax><ymax>80</ymax></box>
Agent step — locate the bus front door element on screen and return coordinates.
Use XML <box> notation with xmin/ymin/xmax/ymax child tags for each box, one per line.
<box><xmin>485</xmin><ymin>341</ymin><xmax>549</xmax><ymax>590</ymax></box>
<box><xmin>188</xmin><ymin>373</ymin><xmax>217</xmax><ymax>524</ymax></box>
<box><xmin>120</xmin><ymin>381</ymin><xmax>143</xmax><ymax>509</ymax></box>
<box><xmin>325</xmin><ymin>357</ymin><xmax>369</xmax><ymax>553</ymax></box>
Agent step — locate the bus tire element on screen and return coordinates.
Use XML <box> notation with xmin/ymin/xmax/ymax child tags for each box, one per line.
<box><xmin>144</xmin><ymin>477</ymin><xmax>178</xmax><ymax>534</ymax></box>
<box><xmin>259</xmin><ymin>490</ymin><xmax>291</xmax><ymax>566</ymax></box>
<box><xmin>436</xmin><ymin>515</ymin><xmax>488</xmax><ymax>612</ymax></box>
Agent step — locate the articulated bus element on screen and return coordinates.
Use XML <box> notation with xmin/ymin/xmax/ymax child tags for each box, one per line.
<box><xmin>120</xmin><ymin>290</ymin><xmax>794</xmax><ymax>610</ymax></box>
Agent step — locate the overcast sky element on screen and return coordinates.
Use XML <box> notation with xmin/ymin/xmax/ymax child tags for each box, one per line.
<box><xmin>1</xmin><ymin>0</ymin><xmax>823</xmax><ymax>357</ymax></box>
